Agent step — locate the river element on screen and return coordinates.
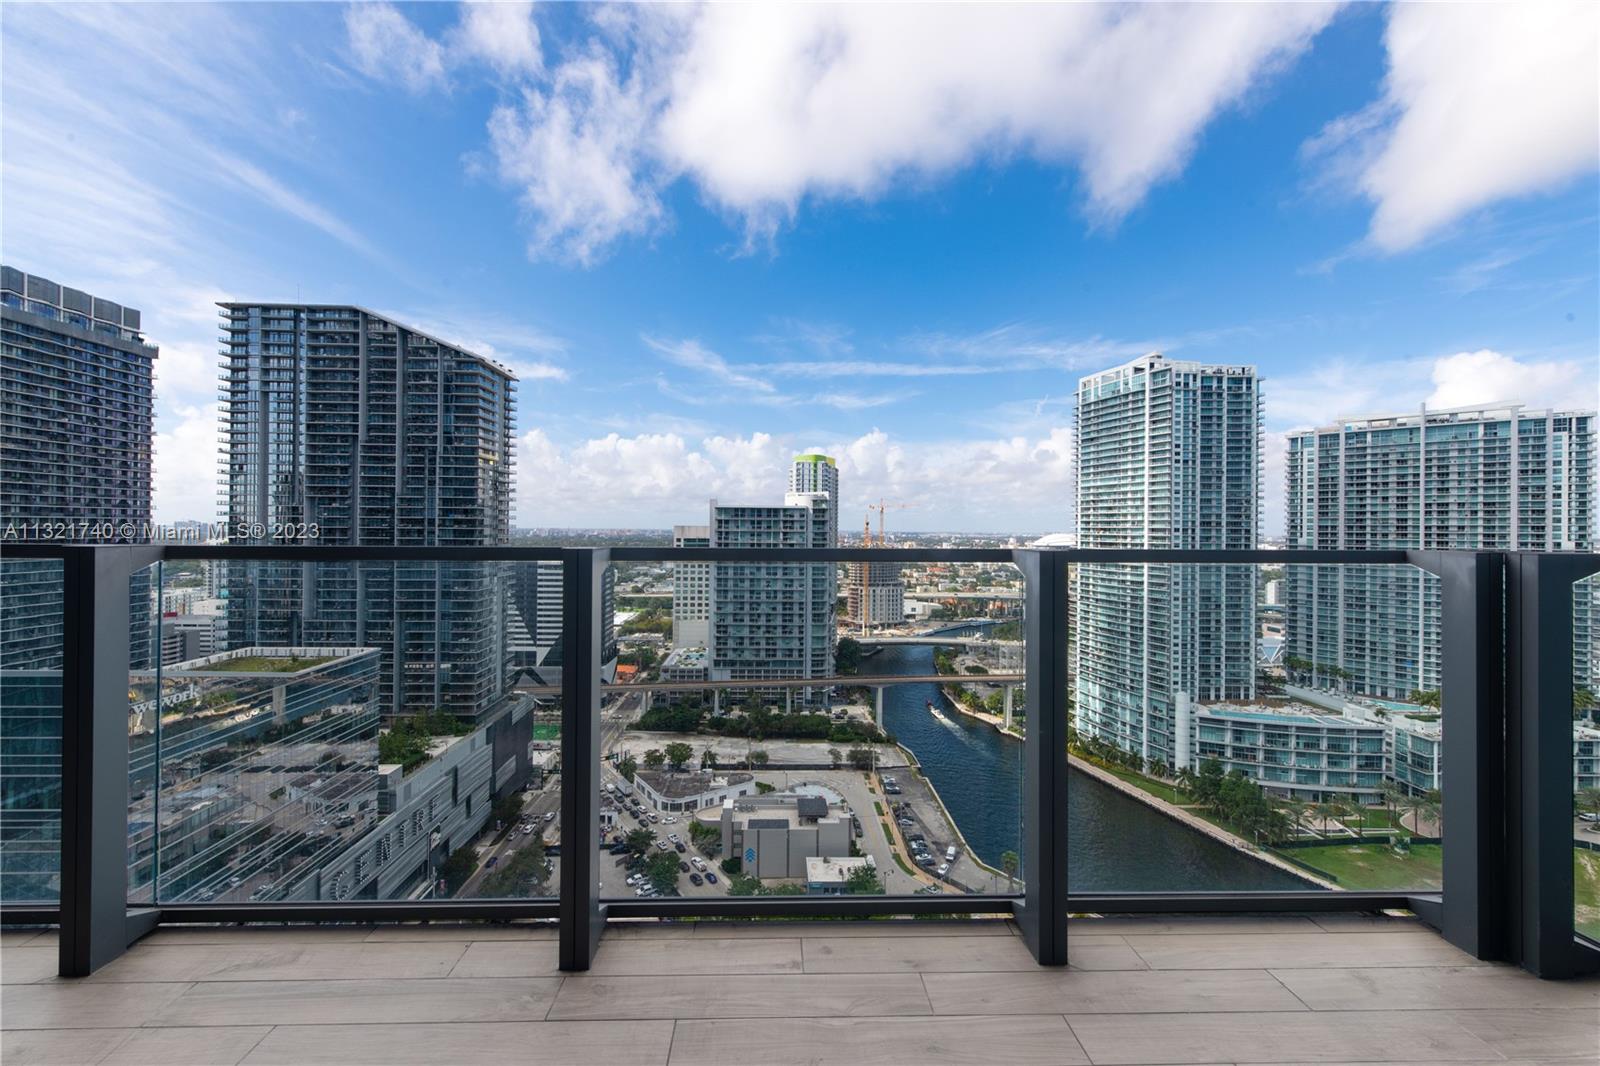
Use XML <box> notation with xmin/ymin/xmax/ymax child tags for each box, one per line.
<box><xmin>871</xmin><ymin>641</ymin><xmax>1313</xmax><ymax>892</ymax></box>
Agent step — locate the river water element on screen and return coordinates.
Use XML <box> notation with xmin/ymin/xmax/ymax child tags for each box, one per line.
<box><xmin>872</xmin><ymin>641</ymin><xmax>1313</xmax><ymax>892</ymax></box>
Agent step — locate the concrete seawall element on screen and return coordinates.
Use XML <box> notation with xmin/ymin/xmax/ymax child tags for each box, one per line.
<box><xmin>1068</xmin><ymin>756</ymin><xmax>1337</xmax><ymax>891</ymax></box>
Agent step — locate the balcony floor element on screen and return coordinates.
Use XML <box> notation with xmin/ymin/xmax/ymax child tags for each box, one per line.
<box><xmin>2</xmin><ymin>914</ymin><xmax>1597</xmax><ymax>1065</ymax></box>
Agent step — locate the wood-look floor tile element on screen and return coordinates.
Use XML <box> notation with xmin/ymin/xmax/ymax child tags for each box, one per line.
<box><xmin>1447</xmin><ymin>1007</ymin><xmax>1600</xmax><ymax>1061</ymax></box>
<box><xmin>1124</xmin><ymin>931</ymin><xmax>1478</xmax><ymax>970</ymax></box>
<box><xmin>100</xmin><ymin>1026</ymin><xmax>272</xmax><ymax>1065</ymax></box>
<box><xmin>549</xmin><ymin>973</ymin><xmax>932</xmax><ymax>1020</ymax></box>
<box><xmin>240</xmin><ymin>1020</ymin><xmax>674</xmax><ymax>1065</ymax></box>
<box><xmin>444</xmin><ymin>940</ymin><xmax>562</xmax><ymax>977</ymax></box>
<box><xmin>1271</xmin><ymin>964</ymin><xmax>1600</xmax><ymax>1011</ymax></box>
<box><xmin>669</xmin><ymin>1015</ymin><xmax>1089</xmax><ymax>1065</ymax></box>
<box><xmin>363</xmin><ymin>922</ymin><xmax>557</xmax><ymax>942</ymax></box>
<box><xmin>923</xmin><ymin>968</ymin><xmax>1305</xmax><ymax>1015</ymax></box>
<box><xmin>1</xmin><ymin>982</ymin><xmax>192</xmax><ymax>1029</ymax></box>
<box><xmin>1068</xmin><ymin>915</ymin><xmax>1324</xmax><ymax>937</ymax></box>
<box><xmin>84</xmin><ymin>941</ymin><xmax>466</xmax><ymax>982</ymax></box>
<box><xmin>1064</xmin><ymin>1009</ymin><xmax>1504</xmax><ymax>1064</ymax></box>
<box><xmin>149</xmin><ymin>976</ymin><xmax>562</xmax><ymax>1027</ymax></box>
<box><xmin>0</xmin><ymin>1028</ymin><xmax>131</xmax><ymax>1065</ymax></box>
<box><xmin>0</xmin><ymin>947</ymin><xmax>58</xmax><ymax>983</ymax></box>
<box><xmin>684</xmin><ymin>918</ymin><xmax>1016</xmax><ymax>938</ymax></box>
<box><xmin>801</xmin><ymin>933</ymin><xmax>1037</xmax><ymax>973</ymax></box>
<box><xmin>590</xmin><ymin>936</ymin><xmax>802</xmax><ymax>975</ymax></box>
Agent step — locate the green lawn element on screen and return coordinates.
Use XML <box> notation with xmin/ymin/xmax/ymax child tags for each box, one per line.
<box><xmin>1577</xmin><ymin>849</ymin><xmax>1600</xmax><ymax>944</ymax></box>
<box><xmin>1279</xmin><ymin>842</ymin><xmax>1442</xmax><ymax>890</ymax></box>
<box><xmin>530</xmin><ymin>723</ymin><xmax>560</xmax><ymax>740</ymax></box>
<box><xmin>206</xmin><ymin>654</ymin><xmax>335</xmax><ymax>673</ymax></box>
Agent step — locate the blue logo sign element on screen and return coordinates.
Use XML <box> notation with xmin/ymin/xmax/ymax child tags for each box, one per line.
<box><xmin>744</xmin><ymin>847</ymin><xmax>756</xmax><ymax>864</ymax></box>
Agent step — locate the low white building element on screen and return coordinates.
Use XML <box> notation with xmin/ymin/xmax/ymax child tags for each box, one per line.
<box><xmin>805</xmin><ymin>855</ymin><xmax>874</xmax><ymax>895</ymax></box>
<box><xmin>633</xmin><ymin>769</ymin><xmax>756</xmax><ymax>813</ymax></box>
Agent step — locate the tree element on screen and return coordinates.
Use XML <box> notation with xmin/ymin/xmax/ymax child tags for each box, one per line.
<box><xmin>688</xmin><ymin>819</ymin><xmax>719</xmax><ymax>853</ymax></box>
<box><xmin>845</xmin><ymin>862</ymin><xmax>885</xmax><ymax>895</ymax></box>
<box><xmin>642</xmin><ymin>749</ymin><xmax>665</xmax><ymax>771</ymax></box>
<box><xmin>999</xmin><ymin>850</ymin><xmax>1019</xmax><ymax>891</ymax></box>
<box><xmin>481</xmin><ymin>837</ymin><xmax>549</xmax><ymax>897</ymax></box>
<box><xmin>438</xmin><ymin>844</ymin><xmax>478</xmax><ymax>895</ymax></box>
<box><xmin>664</xmin><ymin>742</ymin><xmax>693</xmax><ymax>773</ymax></box>
<box><xmin>1576</xmin><ymin>685</ymin><xmax>1598</xmax><ymax>721</ymax></box>
<box><xmin>625</xmin><ymin>828</ymin><xmax>655</xmax><ymax>858</ymax></box>
<box><xmin>1578</xmin><ymin>788</ymin><xmax>1600</xmax><ymax>820</ymax></box>
<box><xmin>618</xmin><ymin>753</ymin><xmax>638</xmax><ymax>782</ymax></box>
<box><xmin>835</xmin><ymin>636</ymin><xmax>863</xmax><ymax>675</ymax></box>
<box><xmin>847</xmin><ymin>747</ymin><xmax>874</xmax><ymax>770</ymax></box>
<box><xmin>750</xmin><ymin>749</ymin><xmax>770</xmax><ymax>770</ymax></box>
<box><xmin>492</xmin><ymin>793</ymin><xmax>523</xmax><ymax>827</ymax></box>
<box><xmin>1408</xmin><ymin>689</ymin><xmax>1441</xmax><ymax>709</ymax></box>
<box><xmin>828</xmin><ymin>747</ymin><xmax>842</xmax><ymax>769</ymax></box>
<box><xmin>645</xmin><ymin>849</ymin><xmax>680</xmax><ymax>894</ymax></box>
<box><xmin>700</xmin><ymin>746</ymin><xmax>717</xmax><ymax>770</ymax></box>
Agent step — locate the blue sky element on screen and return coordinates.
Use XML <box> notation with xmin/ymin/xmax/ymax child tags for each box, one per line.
<box><xmin>3</xmin><ymin>2</ymin><xmax>1596</xmax><ymax>533</ymax></box>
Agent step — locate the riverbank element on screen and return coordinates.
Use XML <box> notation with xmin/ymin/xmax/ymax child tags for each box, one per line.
<box><xmin>1067</xmin><ymin>755</ymin><xmax>1336</xmax><ymax>890</ymax></box>
<box><xmin>937</xmin><ymin>683</ymin><xmax>1023</xmax><ymax>741</ymax></box>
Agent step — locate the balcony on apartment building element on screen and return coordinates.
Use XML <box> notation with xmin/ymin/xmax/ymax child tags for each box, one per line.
<box><xmin>1</xmin><ymin>545</ymin><xmax>1596</xmax><ymax>1066</ymax></box>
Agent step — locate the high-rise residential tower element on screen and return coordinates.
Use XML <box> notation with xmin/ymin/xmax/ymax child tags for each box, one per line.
<box><xmin>1073</xmin><ymin>353</ymin><xmax>1260</xmax><ymax>768</ymax></box>
<box><xmin>703</xmin><ymin>455</ymin><xmax>839</xmax><ymax>705</ymax></box>
<box><xmin>1</xmin><ymin>266</ymin><xmax>158</xmax><ymax>902</ymax></box>
<box><xmin>1285</xmin><ymin>404</ymin><xmax>1596</xmax><ymax>697</ymax></box>
<box><xmin>671</xmin><ymin>524</ymin><xmax>711</xmax><ymax>648</ymax></box>
<box><xmin>218</xmin><ymin>304</ymin><xmax>515</xmax><ymax>721</ymax></box>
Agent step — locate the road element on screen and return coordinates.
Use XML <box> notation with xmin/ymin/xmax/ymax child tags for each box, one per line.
<box><xmin>456</xmin><ymin>782</ymin><xmax>562</xmax><ymax>898</ymax></box>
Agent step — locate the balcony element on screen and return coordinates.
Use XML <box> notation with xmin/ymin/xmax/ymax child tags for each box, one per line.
<box><xmin>1</xmin><ymin>546</ymin><xmax>1597</xmax><ymax>1063</ymax></box>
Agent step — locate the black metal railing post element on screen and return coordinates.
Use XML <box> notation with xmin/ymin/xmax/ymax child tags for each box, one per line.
<box><xmin>1505</xmin><ymin>551</ymin><xmax>1600</xmax><ymax>978</ymax></box>
<box><xmin>59</xmin><ymin>546</ymin><xmax>159</xmax><ymax>976</ymax></box>
<box><xmin>1425</xmin><ymin>550</ymin><xmax>1507</xmax><ymax>959</ymax></box>
<box><xmin>559</xmin><ymin>548</ymin><xmax>607</xmax><ymax>970</ymax></box>
<box><xmin>1015</xmin><ymin>548</ymin><xmax>1069</xmax><ymax>965</ymax></box>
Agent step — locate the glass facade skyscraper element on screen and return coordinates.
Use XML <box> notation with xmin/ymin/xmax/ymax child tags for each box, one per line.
<box><xmin>1</xmin><ymin>265</ymin><xmax>158</xmax><ymax>902</ymax></box>
<box><xmin>1285</xmin><ymin>404</ymin><xmax>1596</xmax><ymax>697</ymax></box>
<box><xmin>218</xmin><ymin>304</ymin><xmax>516</xmax><ymax>722</ymax></box>
<box><xmin>1072</xmin><ymin>353</ymin><xmax>1260</xmax><ymax>769</ymax></box>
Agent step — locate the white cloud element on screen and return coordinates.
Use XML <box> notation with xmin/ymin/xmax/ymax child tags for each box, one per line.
<box><xmin>487</xmin><ymin>3</ymin><xmax>1337</xmax><ymax>261</ymax></box>
<box><xmin>1309</xmin><ymin>2</ymin><xmax>1600</xmax><ymax>252</ymax></box>
<box><xmin>453</xmin><ymin>1</ymin><xmax>542</xmax><ymax>77</ymax></box>
<box><xmin>488</xmin><ymin>53</ymin><xmax>664</xmax><ymax>265</ymax></box>
<box><xmin>154</xmin><ymin>404</ymin><xmax>222</xmax><ymax>523</ymax></box>
<box><xmin>1426</xmin><ymin>350</ymin><xmax>1597</xmax><ymax>411</ymax></box>
<box><xmin>345</xmin><ymin>3</ymin><xmax>447</xmax><ymax>93</ymax></box>
<box><xmin>516</xmin><ymin>425</ymin><xmax>1075</xmax><ymax>531</ymax></box>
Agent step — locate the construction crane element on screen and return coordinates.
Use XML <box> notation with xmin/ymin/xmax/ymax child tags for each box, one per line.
<box><xmin>855</xmin><ymin>500</ymin><xmax>915</xmax><ymax>634</ymax></box>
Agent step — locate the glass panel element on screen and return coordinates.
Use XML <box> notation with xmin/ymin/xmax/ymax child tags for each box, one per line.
<box><xmin>127</xmin><ymin>560</ymin><xmax>161</xmax><ymax>904</ymax></box>
<box><xmin>145</xmin><ymin>557</ymin><xmax>557</xmax><ymax>903</ymax></box>
<box><xmin>0</xmin><ymin>557</ymin><xmax>63</xmax><ymax>903</ymax></box>
<box><xmin>600</xmin><ymin>550</ymin><xmax>1024</xmax><ymax>902</ymax></box>
<box><xmin>1574</xmin><ymin>572</ymin><xmax>1600</xmax><ymax>945</ymax></box>
<box><xmin>1069</xmin><ymin>562</ymin><xmax>1441</xmax><ymax>894</ymax></box>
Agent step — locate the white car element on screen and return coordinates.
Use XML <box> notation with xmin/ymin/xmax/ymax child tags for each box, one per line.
<box><xmin>663</xmin><ymin>816</ymin><xmax>676</xmax><ymax>824</ymax></box>
<box><xmin>523</xmin><ymin>825</ymin><xmax>535</xmax><ymax>835</ymax></box>
<box><xmin>937</xmin><ymin>862</ymin><xmax>951</xmax><ymax>877</ymax></box>
<box><xmin>691</xmin><ymin>857</ymin><xmax>706</xmax><ymax>871</ymax></box>
<box><xmin>543</xmin><ymin>811</ymin><xmax>556</xmax><ymax>822</ymax></box>
<box><xmin>625</xmin><ymin>874</ymin><xmax>639</xmax><ymax>886</ymax></box>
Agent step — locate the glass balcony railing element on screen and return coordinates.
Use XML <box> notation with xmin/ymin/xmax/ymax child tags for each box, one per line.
<box><xmin>1</xmin><ymin>544</ymin><xmax>1596</xmax><ymax>982</ymax></box>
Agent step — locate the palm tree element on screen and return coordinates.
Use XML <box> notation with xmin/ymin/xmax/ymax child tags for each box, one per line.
<box><xmin>999</xmin><ymin>850</ymin><xmax>1019</xmax><ymax>892</ymax></box>
<box><xmin>1284</xmin><ymin>800</ymin><xmax>1310</xmax><ymax>840</ymax></box>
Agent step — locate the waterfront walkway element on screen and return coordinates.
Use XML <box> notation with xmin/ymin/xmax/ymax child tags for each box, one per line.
<box><xmin>4</xmin><ymin>915</ymin><xmax>1594</xmax><ymax>1064</ymax></box>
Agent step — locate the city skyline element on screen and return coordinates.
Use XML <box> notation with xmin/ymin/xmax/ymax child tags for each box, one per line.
<box><xmin>2</xmin><ymin>3</ymin><xmax>1595</xmax><ymax>533</ymax></box>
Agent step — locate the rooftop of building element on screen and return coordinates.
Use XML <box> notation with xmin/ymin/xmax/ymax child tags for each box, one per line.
<box><xmin>1195</xmin><ymin>700</ymin><xmax>1381</xmax><ymax>730</ymax></box>
<box><xmin>723</xmin><ymin>792</ymin><xmax>844</xmax><ymax>827</ymax></box>
<box><xmin>804</xmin><ymin>855</ymin><xmax>873</xmax><ymax>883</ymax></box>
<box><xmin>1289</xmin><ymin>400</ymin><xmax>1596</xmax><ymax>437</ymax></box>
<box><xmin>661</xmin><ymin>647</ymin><xmax>709</xmax><ymax>670</ymax></box>
<box><xmin>216</xmin><ymin>301</ymin><xmax>517</xmax><ymax>381</ymax></box>
<box><xmin>143</xmin><ymin>646</ymin><xmax>378</xmax><ymax>678</ymax></box>
<box><xmin>635</xmin><ymin>769</ymin><xmax>753</xmax><ymax>799</ymax></box>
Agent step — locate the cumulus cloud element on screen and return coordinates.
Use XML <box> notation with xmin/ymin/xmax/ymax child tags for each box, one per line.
<box><xmin>482</xmin><ymin>3</ymin><xmax>1337</xmax><ymax>261</ymax></box>
<box><xmin>517</xmin><ymin>426</ymin><xmax>1076</xmax><ymax>531</ymax></box>
<box><xmin>1308</xmin><ymin>2</ymin><xmax>1600</xmax><ymax>251</ymax></box>
<box><xmin>345</xmin><ymin>3</ymin><xmax>447</xmax><ymax>93</ymax></box>
<box><xmin>1426</xmin><ymin>349</ymin><xmax>1597</xmax><ymax>411</ymax></box>
<box><xmin>453</xmin><ymin>1</ymin><xmax>541</xmax><ymax>77</ymax></box>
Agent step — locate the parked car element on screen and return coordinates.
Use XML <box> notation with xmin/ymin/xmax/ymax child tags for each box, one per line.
<box><xmin>937</xmin><ymin>862</ymin><xmax>951</xmax><ymax>877</ymax></box>
<box><xmin>675</xmin><ymin>843</ymin><xmax>686</xmax><ymax>853</ymax></box>
<box><xmin>625</xmin><ymin>874</ymin><xmax>640</xmax><ymax>886</ymax></box>
<box><xmin>689</xmin><ymin>873</ymin><xmax>704</xmax><ymax>886</ymax></box>
<box><xmin>678</xmin><ymin>861</ymin><xmax>689</xmax><ymax>872</ymax></box>
<box><xmin>544</xmin><ymin>811</ymin><xmax>556</xmax><ymax>822</ymax></box>
<box><xmin>705</xmin><ymin>872</ymin><xmax>718</xmax><ymax>884</ymax></box>
<box><xmin>485</xmin><ymin>856</ymin><xmax>499</xmax><ymax>869</ymax></box>
<box><xmin>691</xmin><ymin>857</ymin><xmax>706</xmax><ymax>871</ymax></box>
